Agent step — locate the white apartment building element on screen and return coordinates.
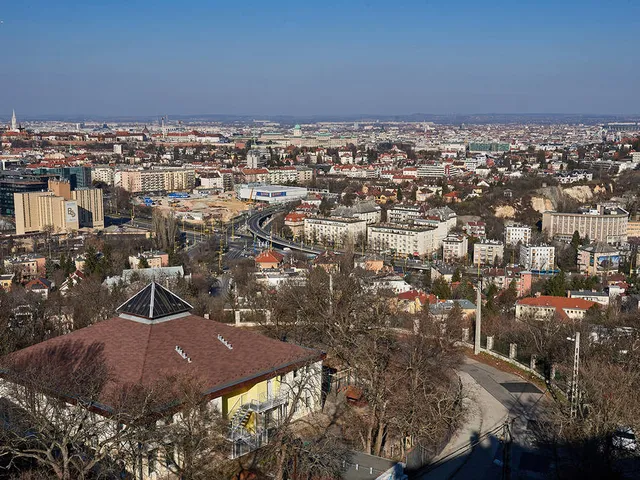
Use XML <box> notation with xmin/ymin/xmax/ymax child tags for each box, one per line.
<box><xmin>304</xmin><ymin>217</ymin><xmax>367</xmax><ymax>247</ymax></box>
<box><xmin>332</xmin><ymin>202</ymin><xmax>381</xmax><ymax>225</ymax></box>
<box><xmin>115</xmin><ymin>169</ymin><xmax>195</xmax><ymax>193</ymax></box>
<box><xmin>268</xmin><ymin>167</ymin><xmax>298</xmax><ymax>184</ymax></box>
<box><xmin>417</xmin><ymin>163</ymin><xmax>449</xmax><ymax>178</ymax></box>
<box><xmin>519</xmin><ymin>245</ymin><xmax>555</xmax><ymax>271</ymax></box>
<box><xmin>296</xmin><ymin>167</ymin><xmax>313</xmax><ymax>184</ymax></box>
<box><xmin>442</xmin><ymin>234</ymin><xmax>469</xmax><ymax>262</ymax></box>
<box><xmin>387</xmin><ymin>205</ymin><xmax>422</xmax><ymax>224</ymax></box>
<box><xmin>367</xmin><ymin>224</ymin><xmax>435</xmax><ymax>257</ymax></box>
<box><xmin>505</xmin><ymin>223</ymin><xmax>532</xmax><ymax>246</ymax></box>
<box><xmin>473</xmin><ymin>240</ymin><xmax>504</xmax><ymax>266</ymax></box>
<box><xmin>91</xmin><ymin>167</ymin><xmax>115</xmax><ymax>186</ymax></box>
<box><xmin>200</xmin><ymin>174</ymin><xmax>224</xmax><ymax>190</ymax></box>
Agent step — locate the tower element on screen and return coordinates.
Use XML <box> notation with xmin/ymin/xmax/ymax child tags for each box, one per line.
<box><xmin>10</xmin><ymin>109</ymin><xmax>17</xmax><ymax>131</ymax></box>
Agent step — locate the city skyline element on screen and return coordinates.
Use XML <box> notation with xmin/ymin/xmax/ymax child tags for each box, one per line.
<box><xmin>1</xmin><ymin>0</ymin><xmax>639</xmax><ymax>117</ymax></box>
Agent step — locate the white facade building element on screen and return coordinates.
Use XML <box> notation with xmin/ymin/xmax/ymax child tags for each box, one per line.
<box><xmin>367</xmin><ymin>224</ymin><xmax>435</xmax><ymax>257</ymax></box>
<box><xmin>91</xmin><ymin>167</ymin><xmax>115</xmax><ymax>186</ymax></box>
<box><xmin>442</xmin><ymin>234</ymin><xmax>469</xmax><ymax>262</ymax></box>
<box><xmin>519</xmin><ymin>244</ymin><xmax>555</xmax><ymax>271</ymax></box>
<box><xmin>473</xmin><ymin>240</ymin><xmax>504</xmax><ymax>266</ymax></box>
<box><xmin>236</xmin><ymin>184</ymin><xmax>308</xmax><ymax>204</ymax></box>
<box><xmin>505</xmin><ymin>223</ymin><xmax>532</xmax><ymax>246</ymax></box>
<box><xmin>304</xmin><ymin>217</ymin><xmax>367</xmax><ymax>247</ymax></box>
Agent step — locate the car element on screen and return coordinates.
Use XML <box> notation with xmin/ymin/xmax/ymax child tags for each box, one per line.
<box><xmin>612</xmin><ymin>426</ymin><xmax>637</xmax><ymax>452</ymax></box>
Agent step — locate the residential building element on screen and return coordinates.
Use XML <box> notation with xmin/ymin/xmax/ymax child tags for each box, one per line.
<box><xmin>515</xmin><ymin>295</ymin><xmax>597</xmax><ymax>321</ymax></box>
<box><xmin>0</xmin><ymin>273</ymin><xmax>15</xmax><ymax>291</ymax></box>
<box><xmin>332</xmin><ymin>201</ymin><xmax>381</xmax><ymax>225</ymax></box>
<box><xmin>128</xmin><ymin>251</ymin><xmax>169</xmax><ymax>270</ymax></box>
<box><xmin>473</xmin><ymin>240</ymin><xmax>504</xmax><ymax>266</ymax></box>
<box><xmin>519</xmin><ymin>245</ymin><xmax>555</xmax><ymax>271</ymax></box>
<box><xmin>442</xmin><ymin>234</ymin><xmax>468</xmax><ymax>262</ymax></box>
<box><xmin>304</xmin><ymin>217</ymin><xmax>367</xmax><ymax>247</ymax></box>
<box><xmin>296</xmin><ymin>167</ymin><xmax>314</xmax><ymax>185</ymax></box>
<box><xmin>482</xmin><ymin>267</ymin><xmax>533</xmax><ymax>298</ymax></box>
<box><xmin>25</xmin><ymin>277</ymin><xmax>52</xmax><ymax>299</ymax></box>
<box><xmin>200</xmin><ymin>173</ymin><xmax>225</xmax><ymax>190</ymax></box>
<box><xmin>542</xmin><ymin>204</ymin><xmax>629</xmax><ymax>244</ymax></box>
<box><xmin>577</xmin><ymin>242</ymin><xmax>621</xmax><ymax>276</ymax></box>
<box><xmin>567</xmin><ymin>290</ymin><xmax>610</xmax><ymax>306</ymax></box>
<box><xmin>387</xmin><ymin>205</ymin><xmax>422</xmax><ymax>224</ymax></box>
<box><xmin>367</xmin><ymin>223</ymin><xmax>435</xmax><ymax>257</ymax></box>
<box><xmin>284</xmin><ymin>212</ymin><xmax>306</xmax><ymax>239</ymax></box>
<box><xmin>255</xmin><ymin>250</ymin><xmax>284</xmax><ymax>270</ymax></box>
<box><xmin>504</xmin><ymin>223</ymin><xmax>532</xmax><ymax>246</ymax></box>
<box><xmin>91</xmin><ymin>167</ymin><xmax>115</xmax><ymax>186</ymax></box>
<box><xmin>429</xmin><ymin>299</ymin><xmax>476</xmax><ymax>321</ymax></box>
<box><xmin>115</xmin><ymin>168</ymin><xmax>196</xmax><ymax>193</ymax></box>
<box><xmin>2</xmin><ymin>282</ymin><xmax>324</xmax><ymax>468</ymax></box>
<box><xmin>3</xmin><ymin>255</ymin><xmax>46</xmax><ymax>283</ymax></box>
<box><xmin>464</xmin><ymin>221</ymin><xmax>486</xmax><ymax>238</ymax></box>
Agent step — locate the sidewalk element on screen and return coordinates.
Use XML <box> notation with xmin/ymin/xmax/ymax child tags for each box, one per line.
<box><xmin>418</xmin><ymin>369</ymin><xmax>508</xmax><ymax>479</ymax></box>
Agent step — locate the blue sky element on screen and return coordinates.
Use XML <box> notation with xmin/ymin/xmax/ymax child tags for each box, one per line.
<box><xmin>1</xmin><ymin>0</ymin><xmax>639</xmax><ymax>117</ymax></box>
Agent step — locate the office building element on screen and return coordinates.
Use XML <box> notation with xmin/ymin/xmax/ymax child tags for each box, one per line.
<box><xmin>505</xmin><ymin>223</ymin><xmax>532</xmax><ymax>246</ymax></box>
<box><xmin>0</xmin><ymin>172</ymin><xmax>50</xmax><ymax>216</ymax></box>
<box><xmin>473</xmin><ymin>240</ymin><xmax>504</xmax><ymax>266</ymax></box>
<box><xmin>31</xmin><ymin>166</ymin><xmax>92</xmax><ymax>189</ymax></box>
<box><xmin>13</xmin><ymin>180</ymin><xmax>103</xmax><ymax>234</ymax></box>
<box><xmin>542</xmin><ymin>204</ymin><xmax>629</xmax><ymax>244</ymax></box>
<box><xmin>519</xmin><ymin>244</ymin><xmax>555</xmax><ymax>271</ymax></box>
<box><xmin>367</xmin><ymin>223</ymin><xmax>435</xmax><ymax>257</ymax></box>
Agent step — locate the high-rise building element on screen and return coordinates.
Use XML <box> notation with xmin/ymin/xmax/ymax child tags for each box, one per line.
<box><xmin>31</xmin><ymin>166</ymin><xmax>92</xmax><ymax>189</ymax></box>
<box><xmin>0</xmin><ymin>172</ymin><xmax>51</xmax><ymax>216</ymax></box>
<box><xmin>13</xmin><ymin>180</ymin><xmax>103</xmax><ymax>234</ymax></box>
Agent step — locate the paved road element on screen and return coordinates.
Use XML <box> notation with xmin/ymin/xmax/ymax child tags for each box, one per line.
<box><xmin>418</xmin><ymin>356</ymin><xmax>548</xmax><ymax>480</ymax></box>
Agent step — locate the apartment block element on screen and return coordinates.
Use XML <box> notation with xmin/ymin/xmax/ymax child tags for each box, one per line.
<box><xmin>504</xmin><ymin>223</ymin><xmax>532</xmax><ymax>246</ymax></box>
<box><xmin>473</xmin><ymin>240</ymin><xmax>504</xmax><ymax>266</ymax></box>
<box><xmin>304</xmin><ymin>217</ymin><xmax>367</xmax><ymax>247</ymax></box>
<box><xmin>519</xmin><ymin>244</ymin><xmax>555</xmax><ymax>271</ymax></box>
<box><xmin>115</xmin><ymin>169</ymin><xmax>195</xmax><ymax>193</ymax></box>
<box><xmin>442</xmin><ymin>234</ymin><xmax>468</xmax><ymax>262</ymax></box>
<box><xmin>367</xmin><ymin>224</ymin><xmax>435</xmax><ymax>257</ymax></box>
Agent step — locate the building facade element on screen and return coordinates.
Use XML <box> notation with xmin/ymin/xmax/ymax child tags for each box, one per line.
<box><xmin>519</xmin><ymin>245</ymin><xmax>555</xmax><ymax>271</ymax></box>
<box><xmin>473</xmin><ymin>240</ymin><xmax>504</xmax><ymax>266</ymax></box>
<box><xmin>505</xmin><ymin>223</ymin><xmax>532</xmax><ymax>246</ymax></box>
<box><xmin>367</xmin><ymin>224</ymin><xmax>435</xmax><ymax>257</ymax></box>
<box><xmin>304</xmin><ymin>217</ymin><xmax>367</xmax><ymax>247</ymax></box>
<box><xmin>442</xmin><ymin>234</ymin><xmax>468</xmax><ymax>262</ymax></box>
<box><xmin>542</xmin><ymin>205</ymin><xmax>629</xmax><ymax>244</ymax></box>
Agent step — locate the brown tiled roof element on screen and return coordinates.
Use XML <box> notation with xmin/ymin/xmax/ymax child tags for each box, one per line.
<box><xmin>5</xmin><ymin>313</ymin><xmax>323</xmax><ymax>404</ymax></box>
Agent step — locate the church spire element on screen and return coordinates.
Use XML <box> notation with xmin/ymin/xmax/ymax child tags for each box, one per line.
<box><xmin>10</xmin><ymin>110</ymin><xmax>17</xmax><ymax>131</ymax></box>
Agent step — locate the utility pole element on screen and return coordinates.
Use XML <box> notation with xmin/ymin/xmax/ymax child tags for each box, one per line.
<box><xmin>570</xmin><ymin>331</ymin><xmax>581</xmax><ymax>418</ymax></box>
<box><xmin>501</xmin><ymin>420</ymin><xmax>512</xmax><ymax>480</ymax></box>
<box><xmin>474</xmin><ymin>279</ymin><xmax>482</xmax><ymax>354</ymax></box>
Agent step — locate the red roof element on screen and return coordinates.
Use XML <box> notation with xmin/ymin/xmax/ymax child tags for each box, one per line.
<box><xmin>4</xmin><ymin>313</ymin><xmax>322</xmax><ymax>405</ymax></box>
<box><xmin>517</xmin><ymin>296</ymin><xmax>596</xmax><ymax>319</ymax></box>
<box><xmin>255</xmin><ymin>250</ymin><xmax>285</xmax><ymax>264</ymax></box>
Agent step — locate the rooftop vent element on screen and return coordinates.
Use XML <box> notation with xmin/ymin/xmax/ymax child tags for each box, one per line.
<box><xmin>175</xmin><ymin>345</ymin><xmax>192</xmax><ymax>363</ymax></box>
<box><xmin>217</xmin><ymin>334</ymin><xmax>233</xmax><ymax>350</ymax></box>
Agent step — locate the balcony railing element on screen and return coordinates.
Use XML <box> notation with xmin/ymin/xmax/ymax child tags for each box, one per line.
<box><xmin>246</xmin><ymin>391</ymin><xmax>288</xmax><ymax>413</ymax></box>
